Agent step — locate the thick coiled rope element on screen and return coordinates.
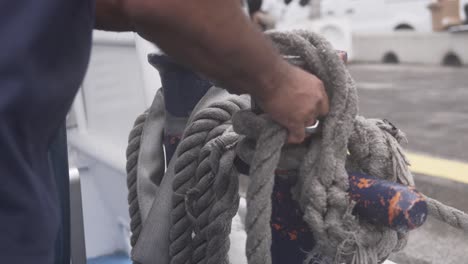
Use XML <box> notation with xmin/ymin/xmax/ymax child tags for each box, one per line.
<box><xmin>170</xmin><ymin>98</ymin><xmax>250</xmax><ymax>264</ymax></box>
<box><xmin>126</xmin><ymin>30</ymin><xmax>468</xmax><ymax>264</ymax></box>
<box><xmin>126</xmin><ymin>112</ymin><xmax>148</xmax><ymax>249</ymax></box>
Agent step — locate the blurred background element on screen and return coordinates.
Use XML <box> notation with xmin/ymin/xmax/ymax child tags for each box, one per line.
<box><xmin>66</xmin><ymin>1</ymin><xmax>468</xmax><ymax>263</ymax></box>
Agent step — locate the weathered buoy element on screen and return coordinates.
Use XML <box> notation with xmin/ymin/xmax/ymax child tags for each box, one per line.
<box><xmin>349</xmin><ymin>173</ymin><xmax>428</xmax><ymax>232</ymax></box>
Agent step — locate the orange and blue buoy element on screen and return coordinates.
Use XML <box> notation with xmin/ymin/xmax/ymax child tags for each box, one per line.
<box><xmin>234</xmin><ymin>157</ymin><xmax>428</xmax><ymax>264</ymax></box>
<box><xmin>348</xmin><ymin>173</ymin><xmax>428</xmax><ymax>232</ymax></box>
<box><xmin>234</xmin><ymin>157</ymin><xmax>428</xmax><ymax>232</ymax></box>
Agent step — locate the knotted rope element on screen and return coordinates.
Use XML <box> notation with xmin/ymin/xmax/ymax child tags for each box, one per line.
<box><xmin>126</xmin><ymin>30</ymin><xmax>468</xmax><ymax>264</ymax></box>
<box><xmin>170</xmin><ymin>98</ymin><xmax>250</xmax><ymax>264</ymax></box>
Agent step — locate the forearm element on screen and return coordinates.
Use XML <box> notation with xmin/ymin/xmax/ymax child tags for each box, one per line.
<box><xmin>125</xmin><ymin>0</ymin><xmax>290</xmax><ymax>98</ymax></box>
<box><xmin>95</xmin><ymin>0</ymin><xmax>329</xmax><ymax>144</ymax></box>
<box><xmin>95</xmin><ymin>0</ymin><xmax>134</xmax><ymax>31</ymax></box>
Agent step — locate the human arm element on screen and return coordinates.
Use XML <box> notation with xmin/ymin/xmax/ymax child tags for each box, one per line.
<box><xmin>94</xmin><ymin>0</ymin><xmax>329</xmax><ymax>143</ymax></box>
<box><xmin>95</xmin><ymin>0</ymin><xmax>134</xmax><ymax>32</ymax></box>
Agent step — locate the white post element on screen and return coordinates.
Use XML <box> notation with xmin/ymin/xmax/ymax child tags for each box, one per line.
<box><xmin>72</xmin><ymin>88</ymin><xmax>88</xmax><ymax>134</ymax></box>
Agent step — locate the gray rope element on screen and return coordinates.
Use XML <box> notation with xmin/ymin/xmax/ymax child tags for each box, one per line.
<box><xmin>347</xmin><ymin>117</ymin><xmax>413</xmax><ymax>186</ymax></box>
<box><xmin>204</xmin><ymin>132</ymin><xmax>241</xmax><ymax>264</ymax></box>
<box><xmin>185</xmin><ymin>131</ymin><xmax>240</xmax><ymax>264</ymax></box>
<box><xmin>126</xmin><ymin>112</ymin><xmax>148</xmax><ymax>249</ymax></box>
<box><xmin>233</xmin><ymin>30</ymin><xmax>468</xmax><ymax>263</ymax></box>
<box><xmin>239</xmin><ymin>117</ymin><xmax>287</xmax><ymax>264</ymax></box>
<box><xmin>268</xmin><ymin>30</ymin><xmax>368</xmax><ymax>262</ymax></box>
<box><xmin>231</xmin><ymin>30</ymin><xmax>406</xmax><ymax>263</ymax></box>
<box><xmin>170</xmin><ymin>98</ymin><xmax>249</xmax><ymax>264</ymax></box>
<box><xmin>425</xmin><ymin>196</ymin><xmax>468</xmax><ymax>232</ymax></box>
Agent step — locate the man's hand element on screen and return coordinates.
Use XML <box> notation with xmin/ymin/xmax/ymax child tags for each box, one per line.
<box><xmin>256</xmin><ymin>65</ymin><xmax>329</xmax><ymax>144</ymax></box>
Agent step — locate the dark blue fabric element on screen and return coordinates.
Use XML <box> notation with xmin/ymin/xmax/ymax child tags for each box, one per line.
<box><xmin>148</xmin><ymin>54</ymin><xmax>211</xmax><ymax>118</ymax></box>
<box><xmin>0</xmin><ymin>1</ymin><xmax>94</xmax><ymax>262</ymax></box>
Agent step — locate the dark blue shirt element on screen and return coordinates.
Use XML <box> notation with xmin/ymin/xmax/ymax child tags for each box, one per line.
<box><xmin>0</xmin><ymin>1</ymin><xmax>94</xmax><ymax>262</ymax></box>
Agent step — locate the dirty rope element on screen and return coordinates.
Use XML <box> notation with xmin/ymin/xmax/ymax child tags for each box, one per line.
<box><xmin>126</xmin><ymin>30</ymin><xmax>468</xmax><ymax>264</ymax></box>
